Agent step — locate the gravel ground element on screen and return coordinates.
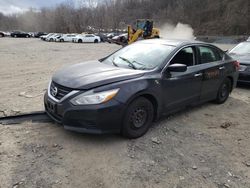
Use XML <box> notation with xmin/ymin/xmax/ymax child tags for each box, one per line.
<box><xmin>0</xmin><ymin>38</ymin><xmax>249</xmax><ymax>188</ymax></box>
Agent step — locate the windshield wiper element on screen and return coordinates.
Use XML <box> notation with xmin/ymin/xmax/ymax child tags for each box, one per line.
<box><xmin>112</xmin><ymin>60</ymin><xmax>119</xmax><ymax>67</ymax></box>
<box><xmin>132</xmin><ymin>60</ymin><xmax>147</xmax><ymax>70</ymax></box>
<box><xmin>112</xmin><ymin>57</ymin><xmax>119</xmax><ymax>67</ymax></box>
<box><xmin>119</xmin><ymin>56</ymin><xmax>137</xmax><ymax>69</ymax></box>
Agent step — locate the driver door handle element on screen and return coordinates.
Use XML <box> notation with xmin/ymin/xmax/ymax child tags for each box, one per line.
<box><xmin>194</xmin><ymin>73</ymin><xmax>203</xmax><ymax>77</ymax></box>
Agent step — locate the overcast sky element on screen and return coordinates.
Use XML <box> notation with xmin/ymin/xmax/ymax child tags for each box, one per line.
<box><xmin>0</xmin><ymin>0</ymin><xmax>92</xmax><ymax>15</ymax></box>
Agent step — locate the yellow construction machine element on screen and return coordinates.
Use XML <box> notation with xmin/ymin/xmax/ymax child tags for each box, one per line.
<box><xmin>127</xmin><ymin>19</ymin><xmax>160</xmax><ymax>45</ymax></box>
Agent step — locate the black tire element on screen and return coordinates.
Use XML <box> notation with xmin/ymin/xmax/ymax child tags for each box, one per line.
<box><xmin>78</xmin><ymin>39</ymin><xmax>82</xmax><ymax>43</ymax></box>
<box><xmin>122</xmin><ymin>97</ymin><xmax>154</xmax><ymax>138</ymax></box>
<box><xmin>0</xmin><ymin>33</ymin><xmax>4</xmax><ymax>37</ymax></box>
<box><xmin>14</xmin><ymin>35</ymin><xmax>17</xmax><ymax>38</ymax></box>
<box><xmin>94</xmin><ymin>39</ymin><xmax>98</xmax><ymax>43</ymax></box>
<box><xmin>49</xmin><ymin>38</ymin><xmax>53</xmax><ymax>42</ymax></box>
<box><xmin>215</xmin><ymin>78</ymin><xmax>231</xmax><ymax>104</ymax></box>
<box><xmin>60</xmin><ymin>39</ymin><xmax>64</xmax><ymax>42</ymax></box>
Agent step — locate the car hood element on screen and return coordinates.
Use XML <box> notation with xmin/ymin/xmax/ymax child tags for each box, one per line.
<box><xmin>52</xmin><ymin>61</ymin><xmax>145</xmax><ymax>90</ymax></box>
<box><xmin>229</xmin><ymin>53</ymin><xmax>250</xmax><ymax>65</ymax></box>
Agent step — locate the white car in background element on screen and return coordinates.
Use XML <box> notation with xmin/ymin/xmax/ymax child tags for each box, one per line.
<box><xmin>56</xmin><ymin>34</ymin><xmax>77</xmax><ymax>42</ymax></box>
<box><xmin>46</xmin><ymin>33</ymin><xmax>62</xmax><ymax>42</ymax></box>
<box><xmin>40</xmin><ymin>33</ymin><xmax>54</xmax><ymax>40</ymax></box>
<box><xmin>73</xmin><ymin>34</ymin><xmax>101</xmax><ymax>43</ymax></box>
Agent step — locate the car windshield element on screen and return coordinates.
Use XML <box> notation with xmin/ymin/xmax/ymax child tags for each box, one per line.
<box><xmin>101</xmin><ymin>43</ymin><xmax>175</xmax><ymax>70</ymax></box>
<box><xmin>230</xmin><ymin>42</ymin><xmax>250</xmax><ymax>55</ymax></box>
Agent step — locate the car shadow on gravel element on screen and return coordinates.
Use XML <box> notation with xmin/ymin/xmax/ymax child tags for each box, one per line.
<box><xmin>57</xmin><ymin>125</ymin><xmax>124</xmax><ymax>142</ymax></box>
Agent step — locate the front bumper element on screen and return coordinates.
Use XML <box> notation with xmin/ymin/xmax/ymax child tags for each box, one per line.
<box><xmin>238</xmin><ymin>71</ymin><xmax>250</xmax><ymax>84</ymax></box>
<box><xmin>44</xmin><ymin>92</ymin><xmax>125</xmax><ymax>134</ymax></box>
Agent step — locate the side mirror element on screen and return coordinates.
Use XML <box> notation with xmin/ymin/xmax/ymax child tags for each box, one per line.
<box><xmin>167</xmin><ymin>64</ymin><xmax>187</xmax><ymax>72</ymax></box>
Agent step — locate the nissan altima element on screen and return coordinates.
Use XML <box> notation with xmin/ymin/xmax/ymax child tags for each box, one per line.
<box><xmin>44</xmin><ymin>39</ymin><xmax>239</xmax><ymax>138</ymax></box>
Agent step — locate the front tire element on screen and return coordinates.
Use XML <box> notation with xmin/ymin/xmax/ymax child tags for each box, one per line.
<box><xmin>94</xmin><ymin>39</ymin><xmax>98</xmax><ymax>43</ymax></box>
<box><xmin>122</xmin><ymin>97</ymin><xmax>154</xmax><ymax>139</ymax></box>
<box><xmin>215</xmin><ymin>78</ymin><xmax>231</xmax><ymax>104</ymax></box>
<box><xmin>78</xmin><ymin>39</ymin><xmax>82</xmax><ymax>43</ymax></box>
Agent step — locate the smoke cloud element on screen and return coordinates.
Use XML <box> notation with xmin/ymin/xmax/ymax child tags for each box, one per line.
<box><xmin>159</xmin><ymin>23</ymin><xmax>195</xmax><ymax>40</ymax></box>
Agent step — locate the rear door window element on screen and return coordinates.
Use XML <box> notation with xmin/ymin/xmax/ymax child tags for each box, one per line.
<box><xmin>198</xmin><ymin>46</ymin><xmax>222</xmax><ymax>64</ymax></box>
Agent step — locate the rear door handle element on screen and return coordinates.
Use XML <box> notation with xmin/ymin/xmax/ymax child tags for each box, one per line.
<box><xmin>194</xmin><ymin>73</ymin><xmax>203</xmax><ymax>77</ymax></box>
<box><xmin>219</xmin><ymin>66</ymin><xmax>225</xmax><ymax>70</ymax></box>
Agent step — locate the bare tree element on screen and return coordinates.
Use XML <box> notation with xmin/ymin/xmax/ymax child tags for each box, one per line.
<box><xmin>0</xmin><ymin>0</ymin><xmax>249</xmax><ymax>35</ymax></box>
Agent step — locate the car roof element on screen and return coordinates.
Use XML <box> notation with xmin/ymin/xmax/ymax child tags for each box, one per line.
<box><xmin>137</xmin><ymin>39</ymin><xmax>205</xmax><ymax>47</ymax></box>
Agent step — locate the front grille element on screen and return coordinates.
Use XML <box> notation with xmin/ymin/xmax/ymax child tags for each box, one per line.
<box><xmin>50</xmin><ymin>81</ymin><xmax>73</xmax><ymax>100</ymax></box>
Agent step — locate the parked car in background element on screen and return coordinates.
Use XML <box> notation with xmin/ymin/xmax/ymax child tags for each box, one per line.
<box><xmin>229</xmin><ymin>41</ymin><xmax>250</xmax><ymax>84</ymax></box>
<box><xmin>95</xmin><ymin>33</ymin><xmax>108</xmax><ymax>42</ymax></box>
<box><xmin>45</xmin><ymin>39</ymin><xmax>239</xmax><ymax>138</ymax></box>
<box><xmin>40</xmin><ymin>33</ymin><xmax>54</xmax><ymax>41</ymax></box>
<box><xmin>56</xmin><ymin>34</ymin><xmax>77</xmax><ymax>42</ymax></box>
<box><xmin>28</xmin><ymin>32</ymin><xmax>35</xmax><ymax>37</ymax></box>
<box><xmin>72</xmin><ymin>34</ymin><xmax>101</xmax><ymax>43</ymax></box>
<box><xmin>34</xmin><ymin>32</ymin><xmax>47</xmax><ymax>38</ymax></box>
<box><xmin>108</xmin><ymin>33</ymin><xmax>128</xmax><ymax>45</ymax></box>
<box><xmin>106</xmin><ymin>32</ymin><xmax>118</xmax><ymax>39</ymax></box>
<box><xmin>3</xmin><ymin>31</ymin><xmax>11</xmax><ymax>37</ymax></box>
<box><xmin>10</xmin><ymin>31</ymin><xmax>30</xmax><ymax>38</ymax></box>
<box><xmin>0</xmin><ymin>31</ymin><xmax>5</xmax><ymax>37</ymax></box>
<box><xmin>46</xmin><ymin>33</ymin><xmax>62</xmax><ymax>42</ymax></box>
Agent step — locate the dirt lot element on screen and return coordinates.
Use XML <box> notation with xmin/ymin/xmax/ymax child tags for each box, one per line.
<box><xmin>0</xmin><ymin>38</ymin><xmax>249</xmax><ymax>188</ymax></box>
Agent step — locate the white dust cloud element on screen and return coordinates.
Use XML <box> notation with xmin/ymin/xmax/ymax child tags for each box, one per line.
<box><xmin>159</xmin><ymin>23</ymin><xmax>195</xmax><ymax>40</ymax></box>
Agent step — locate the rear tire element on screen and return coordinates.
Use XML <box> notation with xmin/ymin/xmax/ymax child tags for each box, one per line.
<box><xmin>121</xmin><ymin>97</ymin><xmax>154</xmax><ymax>139</ymax></box>
<box><xmin>49</xmin><ymin>38</ymin><xmax>53</xmax><ymax>42</ymax></box>
<box><xmin>215</xmin><ymin>78</ymin><xmax>231</xmax><ymax>104</ymax></box>
<box><xmin>78</xmin><ymin>39</ymin><xmax>82</xmax><ymax>43</ymax></box>
<box><xmin>94</xmin><ymin>39</ymin><xmax>98</xmax><ymax>43</ymax></box>
<box><xmin>60</xmin><ymin>39</ymin><xmax>64</xmax><ymax>42</ymax></box>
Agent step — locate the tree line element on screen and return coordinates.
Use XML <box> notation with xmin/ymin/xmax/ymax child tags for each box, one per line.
<box><xmin>0</xmin><ymin>0</ymin><xmax>249</xmax><ymax>35</ymax></box>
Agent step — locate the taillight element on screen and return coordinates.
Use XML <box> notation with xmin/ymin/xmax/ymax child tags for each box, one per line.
<box><xmin>233</xmin><ymin>61</ymin><xmax>240</xmax><ymax>71</ymax></box>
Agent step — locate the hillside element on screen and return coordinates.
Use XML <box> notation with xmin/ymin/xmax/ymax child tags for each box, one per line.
<box><xmin>0</xmin><ymin>0</ymin><xmax>249</xmax><ymax>35</ymax></box>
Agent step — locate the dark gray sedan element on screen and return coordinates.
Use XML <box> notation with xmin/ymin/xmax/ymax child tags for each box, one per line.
<box><xmin>45</xmin><ymin>39</ymin><xmax>239</xmax><ymax>138</ymax></box>
<box><xmin>229</xmin><ymin>41</ymin><xmax>250</xmax><ymax>84</ymax></box>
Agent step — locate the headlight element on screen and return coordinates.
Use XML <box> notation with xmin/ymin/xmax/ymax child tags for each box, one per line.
<box><xmin>70</xmin><ymin>89</ymin><xmax>119</xmax><ymax>105</ymax></box>
<box><xmin>246</xmin><ymin>66</ymin><xmax>250</xmax><ymax>72</ymax></box>
<box><xmin>239</xmin><ymin>65</ymin><xmax>247</xmax><ymax>72</ymax></box>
